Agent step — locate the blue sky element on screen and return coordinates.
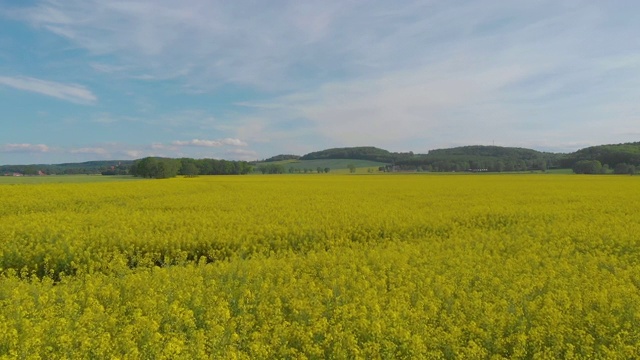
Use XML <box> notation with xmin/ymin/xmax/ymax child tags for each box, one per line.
<box><xmin>1</xmin><ymin>0</ymin><xmax>639</xmax><ymax>165</ymax></box>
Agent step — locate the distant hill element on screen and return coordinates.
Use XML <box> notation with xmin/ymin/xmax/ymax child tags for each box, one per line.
<box><xmin>295</xmin><ymin>145</ymin><xmax>565</xmax><ymax>172</ymax></box>
<box><xmin>251</xmin><ymin>142</ymin><xmax>640</xmax><ymax>174</ymax></box>
<box><xmin>300</xmin><ymin>146</ymin><xmax>412</xmax><ymax>163</ymax></box>
<box><xmin>0</xmin><ymin>160</ymin><xmax>133</xmax><ymax>175</ymax></box>
<box><xmin>561</xmin><ymin>142</ymin><xmax>640</xmax><ymax>168</ymax></box>
<box><xmin>262</xmin><ymin>154</ymin><xmax>301</xmax><ymax>162</ymax></box>
<box><xmin>427</xmin><ymin>145</ymin><xmax>548</xmax><ymax>159</ymax></box>
<box><xmin>394</xmin><ymin>145</ymin><xmax>562</xmax><ymax>172</ymax></box>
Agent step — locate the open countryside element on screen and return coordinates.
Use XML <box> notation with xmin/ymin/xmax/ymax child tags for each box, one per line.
<box><xmin>3</xmin><ymin>1</ymin><xmax>640</xmax><ymax>358</ymax></box>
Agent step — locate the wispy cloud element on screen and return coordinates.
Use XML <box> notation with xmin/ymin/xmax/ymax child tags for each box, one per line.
<box><xmin>13</xmin><ymin>1</ymin><xmax>640</xmax><ymax>98</ymax></box>
<box><xmin>10</xmin><ymin>1</ymin><xmax>445</xmax><ymax>90</ymax></box>
<box><xmin>224</xmin><ymin>148</ymin><xmax>258</xmax><ymax>161</ymax></box>
<box><xmin>123</xmin><ymin>150</ymin><xmax>143</xmax><ymax>159</ymax></box>
<box><xmin>0</xmin><ymin>139</ymin><xmax>259</xmax><ymax>164</ymax></box>
<box><xmin>1</xmin><ymin>143</ymin><xmax>52</xmax><ymax>153</ymax></box>
<box><xmin>0</xmin><ymin>76</ymin><xmax>97</xmax><ymax>104</ymax></box>
<box><xmin>69</xmin><ymin>147</ymin><xmax>109</xmax><ymax>155</ymax></box>
<box><xmin>150</xmin><ymin>143</ymin><xmax>176</xmax><ymax>151</ymax></box>
<box><xmin>172</xmin><ymin>138</ymin><xmax>247</xmax><ymax>147</ymax></box>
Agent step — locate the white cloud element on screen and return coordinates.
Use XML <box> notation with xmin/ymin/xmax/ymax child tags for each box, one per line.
<box><xmin>1</xmin><ymin>143</ymin><xmax>51</xmax><ymax>153</ymax></box>
<box><xmin>69</xmin><ymin>147</ymin><xmax>109</xmax><ymax>155</ymax></box>
<box><xmin>224</xmin><ymin>148</ymin><xmax>258</xmax><ymax>161</ymax></box>
<box><xmin>172</xmin><ymin>138</ymin><xmax>247</xmax><ymax>147</ymax></box>
<box><xmin>0</xmin><ymin>76</ymin><xmax>97</xmax><ymax>104</ymax></box>
<box><xmin>0</xmin><ymin>140</ymin><xmax>259</xmax><ymax>164</ymax></box>
<box><xmin>123</xmin><ymin>150</ymin><xmax>144</xmax><ymax>158</ymax></box>
<box><xmin>150</xmin><ymin>143</ymin><xmax>175</xmax><ymax>151</ymax></box>
<box><xmin>219</xmin><ymin>138</ymin><xmax>247</xmax><ymax>147</ymax></box>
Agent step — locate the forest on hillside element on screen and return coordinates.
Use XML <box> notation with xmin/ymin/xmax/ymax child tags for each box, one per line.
<box><xmin>288</xmin><ymin>143</ymin><xmax>640</xmax><ymax>173</ymax></box>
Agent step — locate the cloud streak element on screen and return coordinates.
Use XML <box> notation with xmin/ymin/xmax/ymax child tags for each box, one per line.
<box><xmin>69</xmin><ymin>147</ymin><xmax>109</xmax><ymax>155</ymax></box>
<box><xmin>172</xmin><ymin>138</ymin><xmax>248</xmax><ymax>147</ymax></box>
<box><xmin>1</xmin><ymin>143</ymin><xmax>51</xmax><ymax>153</ymax></box>
<box><xmin>0</xmin><ymin>76</ymin><xmax>97</xmax><ymax>104</ymax></box>
<box><xmin>0</xmin><ymin>140</ymin><xmax>255</xmax><ymax>164</ymax></box>
<box><xmin>12</xmin><ymin>1</ymin><xmax>459</xmax><ymax>90</ymax></box>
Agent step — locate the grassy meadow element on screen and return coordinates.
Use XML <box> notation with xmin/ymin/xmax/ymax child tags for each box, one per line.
<box><xmin>1</xmin><ymin>174</ymin><xmax>639</xmax><ymax>358</ymax></box>
<box><xmin>255</xmin><ymin>158</ymin><xmax>387</xmax><ymax>173</ymax></box>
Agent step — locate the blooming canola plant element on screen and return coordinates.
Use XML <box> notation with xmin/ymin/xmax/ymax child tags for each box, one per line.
<box><xmin>0</xmin><ymin>174</ymin><xmax>639</xmax><ymax>358</ymax></box>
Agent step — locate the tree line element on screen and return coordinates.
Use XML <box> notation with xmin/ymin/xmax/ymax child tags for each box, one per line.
<box><xmin>130</xmin><ymin>157</ymin><xmax>253</xmax><ymax>179</ymax></box>
<box><xmin>572</xmin><ymin>160</ymin><xmax>636</xmax><ymax>175</ymax></box>
<box><xmin>395</xmin><ymin>157</ymin><xmax>551</xmax><ymax>172</ymax></box>
<box><xmin>0</xmin><ymin>161</ymin><xmax>133</xmax><ymax>176</ymax></box>
<box><xmin>562</xmin><ymin>142</ymin><xmax>640</xmax><ymax>169</ymax></box>
<box><xmin>257</xmin><ymin>164</ymin><xmax>331</xmax><ymax>174</ymax></box>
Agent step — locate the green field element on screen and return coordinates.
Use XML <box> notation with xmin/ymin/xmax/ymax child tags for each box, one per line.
<box><xmin>256</xmin><ymin>158</ymin><xmax>387</xmax><ymax>173</ymax></box>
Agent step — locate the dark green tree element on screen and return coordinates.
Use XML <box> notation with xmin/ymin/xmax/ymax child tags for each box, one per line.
<box><xmin>131</xmin><ymin>157</ymin><xmax>181</xmax><ymax>178</ymax></box>
<box><xmin>614</xmin><ymin>163</ymin><xmax>630</xmax><ymax>174</ymax></box>
<box><xmin>180</xmin><ymin>161</ymin><xmax>199</xmax><ymax>177</ymax></box>
<box><xmin>258</xmin><ymin>164</ymin><xmax>285</xmax><ymax>174</ymax></box>
<box><xmin>573</xmin><ymin>160</ymin><xmax>603</xmax><ymax>174</ymax></box>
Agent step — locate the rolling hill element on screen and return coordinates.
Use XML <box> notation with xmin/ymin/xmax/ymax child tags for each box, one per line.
<box><xmin>4</xmin><ymin>142</ymin><xmax>640</xmax><ymax>174</ymax></box>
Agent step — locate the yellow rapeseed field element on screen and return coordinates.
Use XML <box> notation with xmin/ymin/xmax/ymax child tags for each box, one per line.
<box><xmin>1</xmin><ymin>174</ymin><xmax>639</xmax><ymax>359</ymax></box>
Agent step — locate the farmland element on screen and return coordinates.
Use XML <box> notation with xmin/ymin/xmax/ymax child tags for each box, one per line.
<box><xmin>0</xmin><ymin>175</ymin><xmax>141</xmax><ymax>185</ymax></box>
<box><xmin>255</xmin><ymin>158</ymin><xmax>388</xmax><ymax>173</ymax></box>
<box><xmin>1</xmin><ymin>174</ymin><xmax>640</xmax><ymax>358</ymax></box>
